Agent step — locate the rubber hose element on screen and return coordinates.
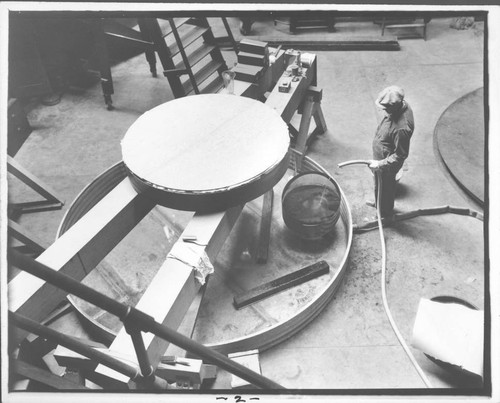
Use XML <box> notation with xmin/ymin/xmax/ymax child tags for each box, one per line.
<box><xmin>338</xmin><ymin>160</ymin><xmax>432</xmax><ymax>388</ymax></box>
<box><xmin>374</xmin><ymin>170</ymin><xmax>433</xmax><ymax>388</ymax></box>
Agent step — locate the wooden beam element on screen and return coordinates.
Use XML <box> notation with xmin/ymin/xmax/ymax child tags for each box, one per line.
<box><xmin>293</xmin><ymin>92</ymin><xmax>316</xmax><ymax>158</ymax></box>
<box><xmin>237</xmin><ymin>51</ymin><xmax>267</xmax><ymax>67</ymax></box>
<box><xmin>8</xmin><ymin>219</ymin><xmax>47</xmax><ymax>257</ymax></box>
<box><xmin>11</xmin><ymin>359</ymin><xmax>89</xmax><ymax>390</ymax></box>
<box><xmin>233</xmin><ymin>260</ymin><xmax>330</xmax><ymax>309</ymax></box>
<box><xmin>239</xmin><ymin>39</ymin><xmax>268</xmax><ymax>55</ymax></box>
<box><xmin>8</xmin><ymin>177</ymin><xmax>155</xmax><ymax>344</ymax></box>
<box><xmin>256</xmin><ymin>190</ymin><xmax>273</xmax><ymax>264</ymax></box>
<box><xmin>266</xmin><ymin>37</ymin><xmax>400</xmax><ymax>51</ymax></box>
<box><xmin>290</xmin><ymin>86</ymin><xmax>327</xmax><ymax>168</ymax></box>
<box><xmin>164</xmin><ymin>284</ymin><xmax>207</xmax><ymax>358</ymax></box>
<box><xmin>7</xmin><ymin>155</ymin><xmax>64</xmax><ymax>211</ymax></box>
<box><xmin>234</xmin><ymin>64</ymin><xmax>264</xmax><ymax>83</ymax></box>
<box><xmin>95</xmin><ymin>205</ymin><xmax>244</xmax><ymax>384</ymax></box>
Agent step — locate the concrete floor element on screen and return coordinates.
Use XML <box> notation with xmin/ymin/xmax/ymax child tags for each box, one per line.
<box><xmin>7</xmin><ymin>16</ymin><xmax>486</xmax><ymax>396</ymax></box>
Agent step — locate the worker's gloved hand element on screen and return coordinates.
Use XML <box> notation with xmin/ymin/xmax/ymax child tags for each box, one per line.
<box><xmin>369</xmin><ymin>160</ymin><xmax>382</xmax><ymax>171</ymax></box>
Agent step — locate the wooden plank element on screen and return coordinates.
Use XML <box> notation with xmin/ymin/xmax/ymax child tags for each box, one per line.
<box><xmin>256</xmin><ymin>190</ymin><xmax>273</xmax><ymax>264</ymax></box>
<box><xmin>233</xmin><ymin>64</ymin><xmax>264</xmax><ymax>83</ymax></box>
<box><xmin>234</xmin><ymin>260</ymin><xmax>330</xmax><ymax>309</ymax></box>
<box><xmin>95</xmin><ymin>205</ymin><xmax>244</xmax><ymax>384</ymax></box>
<box><xmin>8</xmin><ymin>177</ymin><xmax>155</xmax><ymax>344</ymax></box>
<box><xmin>266</xmin><ymin>38</ymin><xmax>400</xmax><ymax>51</ymax></box>
<box><xmin>7</xmin><ymin>156</ymin><xmax>63</xmax><ymax>204</ymax></box>
<box><xmin>293</xmin><ymin>94</ymin><xmax>316</xmax><ymax>157</ymax></box>
<box><xmin>228</xmin><ymin>350</ymin><xmax>261</xmax><ymax>389</ymax></box>
<box><xmin>385</xmin><ymin>23</ymin><xmax>426</xmax><ymax>28</ymax></box>
<box><xmin>8</xmin><ymin>219</ymin><xmax>47</xmax><ymax>256</ymax></box>
<box><xmin>102</xmin><ymin>20</ymin><xmax>154</xmax><ymax>49</ymax></box>
<box><xmin>12</xmin><ymin>359</ymin><xmax>89</xmax><ymax>390</ymax></box>
<box><xmin>54</xmin><ymin>346</ymin><xmax>99</xmax><ymax>371</ymax></box>
<box><xmin>313</xmin><ymin>102</ymin><xmax>327</xmax><ymax>134</ymax></box>
<box><xmin>164</xmin><ymin>286</ymin><xmax>207</xmax><ymax>358</ymax></box>
<box><xmin>239</xmin><ymin>39</ymin><xmax>268</xmax><ymax>55</ymax></box>
<box><xmin>237</xmin><ymin>51</ymin><xmax>267</xmax><ymax>67</ymax></box>
<box><xmin>156</xmin><ymin>356</ymin><xmax>217</xmax><ymax>385</ymax></box>
<box><xmin>7</xmin><ymin>98</ymin><xmax>32</xmax><ymax>157</ymax></box>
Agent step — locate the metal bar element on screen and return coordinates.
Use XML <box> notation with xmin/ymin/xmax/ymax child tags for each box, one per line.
<box><xmin>125</xmin><ymin>326</ymin><xmax>154</xmax><ymax>380</ymax></box>
<box><xmin>8</xmin><ymin>249</ymin><xmax>285</xmax><ymax>390</ymax></box>
<box><xmin>9</xmin><ymin>311</ymin><xmax>168</xmax><ymax>389</ymax></box>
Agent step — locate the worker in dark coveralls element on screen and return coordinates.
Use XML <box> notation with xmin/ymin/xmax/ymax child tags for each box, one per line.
<box><xmin>368</xmin><ymin>86</ymin><xmax>414</xmax><ymax>218</ymax></box>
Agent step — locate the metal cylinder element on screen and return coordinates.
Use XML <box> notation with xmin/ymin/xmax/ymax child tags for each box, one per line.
<box><xmin>282</xmin><ymin>171</ymin><xmax>341</xmax><ymax>240</ymax></box>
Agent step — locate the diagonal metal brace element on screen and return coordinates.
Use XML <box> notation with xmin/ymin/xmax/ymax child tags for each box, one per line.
<box><xmin>121</xmin><ymin>306</ymin><xmax>155</xmax><ymax>381</ymax></box>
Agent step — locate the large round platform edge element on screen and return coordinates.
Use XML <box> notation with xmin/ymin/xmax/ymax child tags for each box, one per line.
<box><xmin>125</xmin><ymin>151</ymin><xmax>291</xmax><ymax>213</ymax></box>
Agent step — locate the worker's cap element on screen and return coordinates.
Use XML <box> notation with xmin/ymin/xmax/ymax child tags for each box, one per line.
<box><xmin>376</xmin><ymin>86</ymin><xmax>405</xmax><ymax>109</ymax></box>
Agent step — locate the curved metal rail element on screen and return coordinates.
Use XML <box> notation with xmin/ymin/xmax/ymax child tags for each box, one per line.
<box><xmin>57</xmin><ymin>150</ymin><xmax>354</xmax><ymax>355</ymax></box>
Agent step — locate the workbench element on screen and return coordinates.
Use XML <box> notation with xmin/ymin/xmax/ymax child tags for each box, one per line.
<box><xmin>223</xmin><ymin>48</ymin><xmax>326</xmax><ymax>162</ymax></box>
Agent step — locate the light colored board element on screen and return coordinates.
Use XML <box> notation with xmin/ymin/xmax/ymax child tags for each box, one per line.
<box><xmin>228</xmin><ymin>350</ymin><xmax>261</xmax><ymax>389</ymax></box>
<box><xmin>95</xmin><ymin>205</ymin><xmax>243</xmax><ymax>384</ymax></box>
<box><xmin>8</xmin><ymin>177</ymin><xmax>155</xmax><ymax>344</ymax></box>
<box><xmin>121</xmin><ymin>95</ymin><xmax>289</xmax><ymax>194</ymax></box>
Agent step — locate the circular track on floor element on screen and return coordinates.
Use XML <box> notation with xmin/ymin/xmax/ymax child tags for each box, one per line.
<box><xmin>58</xmin><ymin>151</ymin><xmax>353</xmax><ymax>354</ymax></box>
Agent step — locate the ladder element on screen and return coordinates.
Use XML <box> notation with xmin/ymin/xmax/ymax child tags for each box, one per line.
<box><xmin>143</xmin><ymin>17</ymin><xmax>236</xmax><ymax>98</ymax></box>
<box><xmin>92</xmin><ymin>17</ymin><xmax>236</xmax><ymax>109</ymax></box>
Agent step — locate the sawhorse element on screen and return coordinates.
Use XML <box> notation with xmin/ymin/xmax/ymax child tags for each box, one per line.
<box><xmin>8</xmin><ymin>156</ymin><xmax>65</xmax><ymax>218</ymax></box>
<box><xmin>7</xmin><ymin>99</ymin><xmax>64</xmax><ymax>219</ymax></box>
<box><xmin>289</xmin><ymin>86</ymin><xmax>327</xmax><ymax>158</ymax></box>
